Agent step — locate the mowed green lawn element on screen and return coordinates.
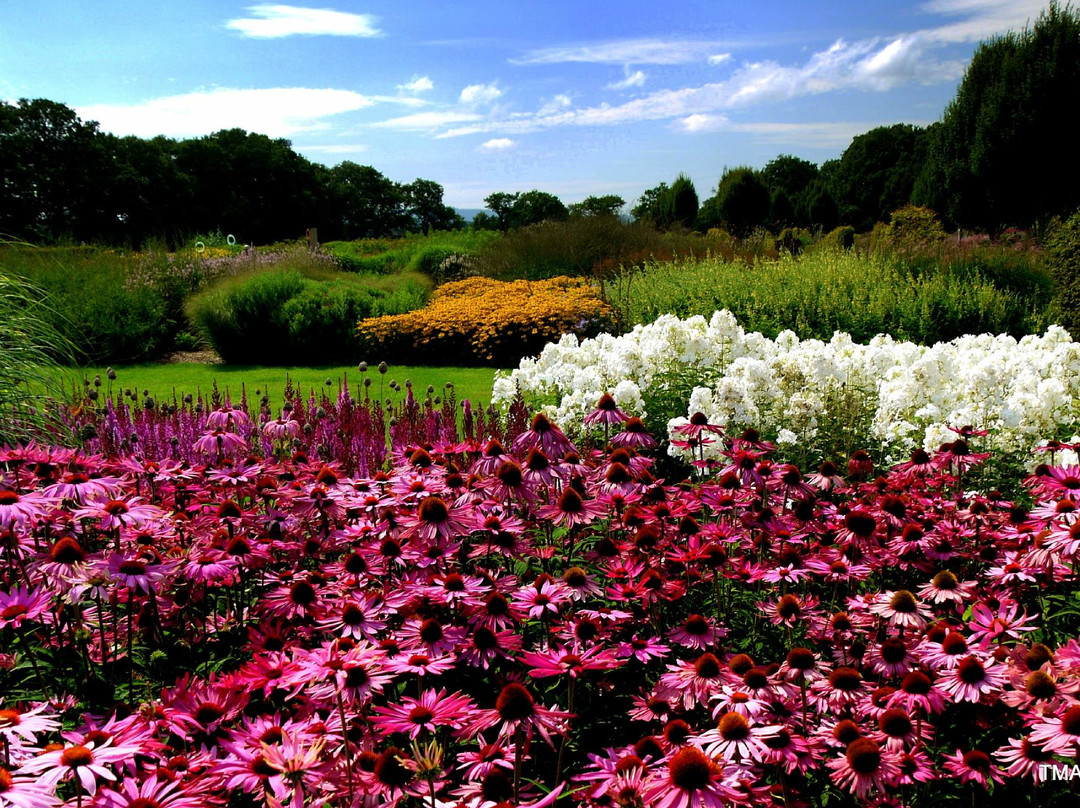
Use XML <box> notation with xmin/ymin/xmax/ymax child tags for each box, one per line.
<box><xmin>52</xmin><ymin>364</ymin><xmax>500</xmax><ymax>413</ymax></box>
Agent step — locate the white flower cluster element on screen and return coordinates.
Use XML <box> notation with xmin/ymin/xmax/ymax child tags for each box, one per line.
<box><xmin>493</xmin><ymin>310</ymin><xmax>1080</xmax><ymax>462</ymax></box>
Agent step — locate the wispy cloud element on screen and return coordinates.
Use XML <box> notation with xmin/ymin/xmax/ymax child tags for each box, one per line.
<box><xmin>708</xmin><ymin>53</ymin><xmax>732</xmax><ymax>66</ymax></box>
<box><xmin>480</xmin><ymin>138</ymin><xmax>515</xmax><ymax>151</ymax></box>
<box><xmin>677</xmin><ymin>113</ymin><xmax>728</xmax><ymax>133</ymax></box>
<box><xmin>438</xmin><ymin>33</ymin><xmax>964</xmax><ymax>138</ymax></box>
<box><xmin>918</xmin><ymin>0</ymin><xmax>1047</xmax><ymax>43</ymax></box>
<box><xmin>606</xmin><ymin>69</ymin><xmax>647</xmax><ymax>91</ymax></box>
<box><xmin>398</xmin><ymin>75</ymin><xmax>433</xmax><ymax>93</ymax></box>
<box><xmin>78</xmin><ymin>87</ymin><xmax>375</xmax><ymax>138</ymax></box>
<box><xmin>512</xmin><ymin>38</ymin><xmax>743</xmax><ymax>65</ymax></box>
<box><xmin>226</xmin><ymin>5</ymin><xmax>381</xmax><ymax>39</ymax></box>
<box><xmin>370</xmin><ymin>110</ymin><xmax>483</xmax><ymax>131</ymax></box>
<box><xmin>459</xmin><ymin>83</ymin><xmax>502</xmax><ymax>105</ymax></box>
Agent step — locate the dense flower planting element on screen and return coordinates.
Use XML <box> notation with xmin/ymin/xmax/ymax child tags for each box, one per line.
<box><xmin>357</xmin><ymin>276</ymin><xmax>615</xmax><ymax>366</ymax></box>
<box><xmin>3</xmin><ymin>392</ymin><xmax>1080</xmax><ymax>807</ymax></box>
<box><xmin>496</xmin><ymin>310</ymin><xmax>1080</xmax><ymax>465</ymax></box>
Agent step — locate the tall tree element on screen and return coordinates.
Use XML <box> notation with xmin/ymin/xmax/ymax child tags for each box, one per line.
<box><xmin>825</xmin><ymin>124</ymin><xmax>927</xmax><ymax>231</ymax></box>
<box><xmin>568</xmin><ymin>194</ymin><xmax>626</xmax><ymax>218</ymax></box>
<box><xmin>404</xmin><ymin>179</ymin><xmax>462</xmax><ymax>234</ymax></box>
<box><xmin>328</xmin><ymin>162</ymin><xmax>406</xmax><ymax>239</ymax></box>
<box><xmin>659</xmin><ymin>174</ymin><xmax>699</xmax><ymax>230</ymax></box>
<box><xmin>914</xmin><ymin>3</ymin><xmax>1080</xmax><ymax>230</ymax></box>
<box><xmin>703</xmin><ymin>167</ymin><xmax>770</xmax><ymax>237</ymax></box>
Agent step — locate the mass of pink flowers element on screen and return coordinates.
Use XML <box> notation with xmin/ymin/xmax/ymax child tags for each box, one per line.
<box><xmin>2</xmin><ymin>388</ymin><xmax>1080</xmax><ymax>807</ymax></box>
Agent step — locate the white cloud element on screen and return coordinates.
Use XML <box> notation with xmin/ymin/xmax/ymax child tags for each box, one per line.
<box><xmin>78</xmin><ymin>87</ymin><xmax>374</xmax><ymax>138</ymax></box>
<box><xmin>459</xmin><ymin>83</ymin><xmax>502</xmax><ymax>105</ymax></box>
<box><xmin>677</xmin><ymin>113</ymin><xmax>728</xmax><ymax>133</ymax></box>
<box><xmin>480</xmin><ymin>138</ymin><xmax>515</xmax><ymax>151</ymax></box>
<box><xmin>708</xmin><ymin>53</ymin><xmax>732</xmax><ymax>66</ymax></box>
<box><xmin>370</xmin><ymin>110</ymin><xmax>483</xmax><ymax>131</ymax></box>
<box><xmin>226</xmin><ymin>5</ymin><xmax>381</xmax><ymax>38</ymax></box>
<box><xmin>606</xmin><ymin>70</ymin><xmax>647</xmax><ymax>91</ymax></box>
<box><xmin>918</xmin><ymin>0</ymin><xmax>1047</xmax><ymax>43</ymax></box>
<box><xmin>513</xmin><ymin>38</ymin><xmax>743</xmax><ymax>65</ymax></box>
<box><xmin>399</xmin><ymin>76</ymin><xmax>433</xmax><ymax>93</ymax></box>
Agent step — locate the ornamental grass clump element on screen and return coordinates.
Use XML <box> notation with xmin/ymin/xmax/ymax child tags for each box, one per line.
<box><xmin>357</xmin><ymin>275</ymin><xmax>616</xmax><ymax>366</ymax></box>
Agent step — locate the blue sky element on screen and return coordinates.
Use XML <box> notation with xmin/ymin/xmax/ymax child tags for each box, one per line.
<box><xmin>0</xmin><ymin>0</ymin><xmax>1052</xmax><ymax>208</ymax></box>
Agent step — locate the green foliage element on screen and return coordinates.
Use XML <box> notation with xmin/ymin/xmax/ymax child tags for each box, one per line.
<box><xmin>324</xmin><ymin>230</ymin><xmax>500</xmax><ymax>277</ymax></box>
<box><xmin>768</xmin><ymin>189</ymin><xmax>796</xmax><ymax>229</ymax></box>
<box><xmin>569</xmin><ymin>195</ymin><xmax>626</xmax><ymax>218</ymax></box>
<box><xmin>775</xmin><ymin>227</ymin><xmax>812</xmax><ymax>256</ymax></box>
<box><xmin>818</xmin><ymin>225</ymin><xmax>856</xmax><ymax>251</ymax></box>
<box><xmin>186</xmin><ymin>267</ymin><xmax>430</xmax><ymax>365</ymax></box>
<box><xmin>704</xmin><ymin>167</ymin><xmax>770</xmax><ymax>237</ymax></box>
<box><xmin>608</xmin><ymin>248</ymin><xmax>1052</xmax><ymax>345</ymax></box>
<box><xmin>0</xmin><ymin>244</ymin><xmax>192</xmax><ymax>363</ymax></box>
<box><xmin>630</xmin><ymin>182</ymin><xmax>669</xmax><ymax>226</ymax></box>
<box><xmin>473</xmin><ymin>216</ymin><xmax>680</xmax><ymax>281</ymax></box>
<box><xmin>1045</xmin><ymin>210</ymin><xmax>1080</xmax><ymax>333</ymax></box>
<box><xmin>482</xmin><ymin>190</ymin><xmax>569</xmax><ymax>231</ymax></box>
<box><xmin>915</xmin><ymin>3</ymin><xmax>1080</xmax><ymax>230</ymax></box>
<box><xmin>760</xmin><ymin>154</ymin><xmax>820</xmax><ymax>200</ymax></box>
<box><xmin>823</xmin><ymin>124</ymin><xmax>927</xmax><ymax>231</ymax></box>
<box><xmin>658</xmin><ymin>174</ymin><xmax>699</xmax><ymax>230</ymax></box>
<box><xmin>876</xmin><ymin>205</ymin><xmax>947</xmax><ymax>254</ymax></box>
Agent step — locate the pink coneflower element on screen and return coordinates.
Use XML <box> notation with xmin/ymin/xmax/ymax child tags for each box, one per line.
<box><xmin>0</xmin><ymin>767</ymin><xmax>59</xmax><ymax>808</ymax></box>
<box><xmin>995</xmin><ymin>736</ymin><xmax>1058</xmax><ymax>781</ymax></box>
<box><xmin>894</xmin><ymin>748</ymin><xmax>937</xmax><ymax>785</ymax></box>
<box><xmin>611</xmin><ymin>417</ymin><xmax>659</xmax><ymax>450</ymax></box>
<box><xmin>512</xmin><ymin>413</ymin><xmax>576</xmax><ymax>459</ymax></box>
<box><xmin>520</xmin><ymin>645</ymin><xmax>618</xmax><ymax>679</ymax></box>
<box><xmin>866</xmin><ymin>638</ymin><xmax>918</xmax><ymax>678</ymax></box>
<box><xmin>402</xmin><ymin>496</ymin><xmax>473</xmax><ymax>544</ymax></box>
<box><xmin>641</xmin><ymin>746</ymin><xmax>739</xmax><ymax>808</ymax></box>
<box><xmin>616</xmin><ymin>635</ymin><xmax>671</xmax><ymax>664</ymax></box>
<box><xmin>0</xmin><ymin>489</ymin><xmax>49</xmax><ymax>528</ymax></box>
<box><xmin>693</xmin><ymin>711</ymin><xmax>780</xmax><ymax>763</ymax></box>
<box><xmin>0</xmin><ymin>586</ymin><xmax>52</xmax><ymax>630</ymax></box>
<box><xmin>192</xmin><ymin>429</ymin><xmax>248</xmax><ymax>460</ymax></box>
<box><xmin>778</xmin><ymin>646</ymin><xmax>831</xmax><ymax>684</ymax></box>
<box><xmin>667</xmin><ymin>614</ymin><xmax>725</xmax><ymax>650</ymax></box>
<box><xmin>371</xmin><ymin>688</ymin><xmax>475</xmax><ymax>739</ymax></box>
<box><xmin>0</xmin><ymin>702</ymin><xmax>60</xmax><ymax>750</ymax></box>
<box><xmin>813</xmin><ymin>666</ymin><xmax>868</xmax><ymax>712</ymax></box>
<box><xmin>873</xmin><ymin>708</ymin><xmax>930</xmax><ymax>752</ymax></box>
<box><xmin>105</xmin><ymin>554</ymin><xmax>173</xmax><ymax>594</ymax></box>
<box><xmin>460</xmin><ymin>682</ymin><xmax>572</xmax><ymax>748</ymax></box>
<box><xmin>939</xmin><ymin>655</ymin><xmax>1006</xmax><ymax>703</ymax></box>
<box><xmin>917</xmin><ymin>569</ymin><xmax>977</xmax><ymax>607</ymax></box>
<box><xmin>870</xmin><ymin>589</ymin><xmax>932</xmax><ymax>631</ymax></box>
<box><xmin>560</xmin><ymin>566</ymin><xmax>603</xmax><ymax>601</ymax></box>
<box><xmin>887</xmin><ymin>670</ymin><xmax>949</xmax><ymax>715</ymax></box>
<box><xmin>826</xmin><ymin>738</ymin><xmax>900</xmax><ymax>798</ymax></box>
<box><xmin>17</xmin><ymin>739</ymin><xmax>130</xmax><ymax>794</ymax></box>
<box><xmin>460</xmin><ymin>625</ymin><xmax>521</xmax><ymax>669</ymax></box>
<box><xmin>262</xmin><ymin>577</ymin><xmax>323</xmax><ymax>620</ymax></box>
<box><xmin>943</xmin><ymin>749</ymin><xmax>1004</xmax><ymax>787</ymax></box>
<box><xmin>96</xmin><ymin>774</ymin><xmax>208</xmax><ymax>808</ymax></box>
<box><xmin>585</xmin><ymin>392</ymin><xmax>630</xmax><ymax>427</ymax></box>
<box><xmin>656</xmin><ymin>653</ymin><xmax>727</xmax><ymax>710</ymax></box>
<box><xmin>807</xmin><ymin>460</ymin><xmax>845</xmax><ymax>491</ymax></box>
<box><xmin>512</xmin><ymin>579</ymin><xmax>570</xmax><ymax>620</ymax></box>
<box><xmin>537</xmin><ymin>487</ymin><xmax>606</xmax><ymax>530</ymax></box>
<box><xmin>383</xmin><ymin>653</ymin><xmax>456</xmax><ymax>678</ymax></box>
<box><xmin>760</xmin><ymin>593</ymin><xmax>820</xmax><ymax>629</ymax></box>
<box><xmin>1029</xmin><ymin>705</ymin><xmax>1080</xmax><ymax>755</ymax></box>
<box><xmin>966</xmin><ymin>599</ymin><xmax>1039</xmax><ymax>649</ymax></box>
<box><xmin>400</xmin><ymin>617</ymin><xmax>466</xmax><ymax>657</ymax></box>
<box><xmin>73</xmin><ymin>496</ymin><xmax>163</xmax><ymax>533</ymax></box>
<box><xmin>317</xmin><ymin>596</ymin><xmax>388</xmax><ymax>642</ymax></box>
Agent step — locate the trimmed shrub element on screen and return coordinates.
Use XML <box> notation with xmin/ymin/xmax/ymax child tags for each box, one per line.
<box><xmin>188</xmin><ymin>269</ymin><xmax>429</xmax><ymax>365</ymax></box>
<box><xmin>357</xmin><ymin>276</ymin><xmax>616</xmax><ymax>366</ymax></box>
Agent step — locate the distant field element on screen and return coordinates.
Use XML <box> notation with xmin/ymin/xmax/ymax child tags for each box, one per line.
<box><xmin>52</xmin><ymin>363</ymin><xmax>500</xmax><ymax>414</ymax></box>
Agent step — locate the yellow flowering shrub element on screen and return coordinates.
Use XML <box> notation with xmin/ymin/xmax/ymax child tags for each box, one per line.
<box><xmin>357</xmin><ymin>275</ymin><xmax>615</xmax><ymax>366</ymax></box>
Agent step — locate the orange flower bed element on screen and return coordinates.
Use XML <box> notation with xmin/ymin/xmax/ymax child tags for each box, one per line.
<box><xmin>357</xmin><ymin>275</ymin><xmax>615</xmax><ymax>366</ymax></box>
